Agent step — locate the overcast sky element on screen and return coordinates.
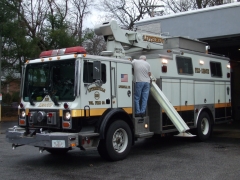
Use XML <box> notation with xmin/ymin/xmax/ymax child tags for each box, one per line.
<box><xmin>83</xmin><ymin>7</ymin><xmax>106</xmax><ymax>29</ymax></box>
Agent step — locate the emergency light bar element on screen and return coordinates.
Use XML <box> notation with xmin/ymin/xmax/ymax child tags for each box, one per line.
<box><xmin>39</xmin><ymin>46</ymin><xmax>87</xmax><ymax>58</ymax></box>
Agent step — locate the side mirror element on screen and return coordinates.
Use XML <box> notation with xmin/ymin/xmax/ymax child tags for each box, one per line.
<box><xmin>95</xmin><ymin>79</ymin><xmax>103</xmax><ymax>87</ymax></box>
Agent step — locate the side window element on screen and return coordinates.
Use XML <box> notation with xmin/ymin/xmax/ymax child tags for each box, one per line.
<box><xmin>176</xmin><ymin>56</ymin><xmax>193</xmax><ymax>75</ymax></box>
<box><xmin>210</xmin><ymin>62</ymin><xmax>222</xmax><ymax>77</ymax></box>
<box><xmin>83</xmin><ymin>61</ymin><xmax>106</xmax><ymax>83</ymax></box>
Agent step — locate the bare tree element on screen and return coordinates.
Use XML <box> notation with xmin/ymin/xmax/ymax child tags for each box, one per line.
<box><xmin>83</xmin><ymin>28</ymin><xmax>106</xmax><ymax>55</ymax></box>
<box><xmin>97</xmin><ymin>0</ymin><xmax>163</xmax><ymax>30</ymax></box>
<box><xmin>46</xmin><ymin>0</ymin><xmax>69</xmax><ymax>29</ymax></box>
<box><xmin>4</xmin><ymin>0</ymin><xmax>94</xmax><ymax>47</ymax></box>
<box><xmin>70</xmin><ymin>0</ymin><xmax>95</xmax><ymax>45</ymax></box>
<box><xmin>97</xmin><ymin>0</ymin><xmax>234</xmax><ymax>30</ymax></box>
<box><xmin>1</xmin><ymin>0</ymin><xmax>102</xmax><ymax>93</ymax></box>
<box><xmin>15</xmin><ymin>0</ymin><xmax>50</xmax><ymax>50</ymax></box>
<box><xmin>162</xmin><ymin>0</ymin><xmax>196</xmax><ymax>13</ymax></box>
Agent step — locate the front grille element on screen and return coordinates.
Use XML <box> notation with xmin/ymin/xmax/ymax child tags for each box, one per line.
<box><xmin>28</xmin><ymin>109</ymin><xmax>60</xmax><ymax>129</ymax></box>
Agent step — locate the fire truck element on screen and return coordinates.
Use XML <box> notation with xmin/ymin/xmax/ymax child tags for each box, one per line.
<box><xmin>6</xmin><ymin>20</ymin><xmax>231</xmax><ymax>161</ymax></box>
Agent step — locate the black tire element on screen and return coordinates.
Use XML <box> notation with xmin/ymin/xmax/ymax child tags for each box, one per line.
<box><xmin>45</xmin><ymin>148</ymin><xmax>69</xmax><ymax>155</ymax></box>
<box><xmin>97</xmin><ymin>139</ymin><xmax>111</xmax><ymax>160</ymax></box>
<box><xmin>196</xmin><ymin>112</ymin><xmax>213</xmax><ymax>141</ymax></box>
<box><xmin>97</xmin><ymin>120</ymin><xmax>132</xmax><ymax>161</ymax></box>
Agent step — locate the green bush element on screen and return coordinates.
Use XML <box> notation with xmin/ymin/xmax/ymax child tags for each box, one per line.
<box><xmin>12</xmin><ymin>91</ymin><xmax>20</xmax><ymax>102</ymax></box>
<box><xmin>2</xmin><ymin>93</ymin><xmax>12</xmax><ymax>104</ymax></box>
<box><xmin>1</xmin><ymin>91</ymin><xmax>20</xmax><ymax>105</ymax></box>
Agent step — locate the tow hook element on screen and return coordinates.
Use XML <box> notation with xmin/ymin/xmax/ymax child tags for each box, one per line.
<box><xmin>29</xmin><ymin>130</ymin><xmax>36</xmax><ymax>137</ymax></box>
<box><xmin>39</xmin><ymin>147</ymin><xmax>45</xmax><ymax>153</ymax></box>
<box><xmin>12</xmin><ymin>144</ymin><xmax>24</xmax><ymax>150</ymax></box>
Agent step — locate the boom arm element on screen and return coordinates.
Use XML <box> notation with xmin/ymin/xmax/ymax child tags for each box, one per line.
<box><xmin>94</xmin><ymin>20</ymin><xmax>164</xmax><ymax>58</ymax></box>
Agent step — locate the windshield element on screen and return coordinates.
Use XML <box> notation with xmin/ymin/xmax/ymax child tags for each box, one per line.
<box><xmin>23</xmin><ymin>59</ymin><xmax>76</xmax><ymax>102</ymax></box>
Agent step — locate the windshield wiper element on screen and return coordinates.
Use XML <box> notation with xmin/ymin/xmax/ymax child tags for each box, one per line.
<box><xmin>50</xmin><ymin>93</ymin><xmax>59</xmax><ymax>106</ymax></box>
<box><xmin>27</xmin><ymin>83</ymin><xmax>35</xmax><ymax>106</ymax></box>
<box><xmin>48</xmin><ymin>66</ymin><xmax>59</xmax><ymax>106</ymax></box>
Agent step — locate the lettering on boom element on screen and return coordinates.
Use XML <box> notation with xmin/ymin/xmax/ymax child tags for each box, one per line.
<box><xmin>143</xmin><ymin>35</ymin><xmax>164</xmax><ymax>43</ymax></box>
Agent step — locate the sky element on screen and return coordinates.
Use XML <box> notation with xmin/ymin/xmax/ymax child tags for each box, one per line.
<box><xmin>82</xmin><ymin>1</ymin><xmax>240</xmax><ymax>29</ymax></box>
<box><xmin>83</xmin><ymin>8</ymin><xmax>106</xmax><ymax>29</ymax></box>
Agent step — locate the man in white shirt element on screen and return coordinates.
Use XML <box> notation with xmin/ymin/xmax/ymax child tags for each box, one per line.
<box><xmin>132</xmin><ymin>55</ymin><xmax>151</xmax><ymax>117</ymax></box>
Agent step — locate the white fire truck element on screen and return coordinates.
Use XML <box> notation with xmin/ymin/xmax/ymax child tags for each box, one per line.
<box><xmin>6</xmin><ymin>20</ymin><xmax>231</xmax><ymax>161</ymax></box>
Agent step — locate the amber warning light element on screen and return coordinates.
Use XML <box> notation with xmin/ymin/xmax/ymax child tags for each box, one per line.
<box><xmin>39</xmin><ymin>46</ymin><xmax>87</xmax><ymax>58</ymax></box>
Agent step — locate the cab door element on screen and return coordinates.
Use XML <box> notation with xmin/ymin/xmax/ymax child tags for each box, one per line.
<box><xmin>80</xmin><ymin>59</ymin><xmax>112</xmax><ymax>115</ymax></box>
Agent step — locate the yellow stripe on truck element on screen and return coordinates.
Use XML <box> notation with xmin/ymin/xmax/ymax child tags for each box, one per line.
<box><xmin>162</xmin><ymin>105</ymin><xmax>188</xmax><ymax>112</ymax></box>
<box><xmin>215</xmin><ymin>103</ymin><xmax>231</xmax><ymax>108</ymax></box>
<box><xmin>180</xmin><ymin>105</ymin><xmax>195</xmax><ymax>111</ymax></box>
<box><xmin>23</xmin><ymin>109</ymin><xmax>29</xmax><ymax>116</ymax></box>
<box><xmin>86</xmin><ymin>108</ymin><xmax>106</xmax><ymax>116</ymax></box>
<box><xmin>22</xmin><ymin>109</ymin><xmax>131</xmax><ymax>118</ymax></box>
<box><xmin>123</xmin><ymin>107</ymin><xmax>133</xmax><ymax>114</ymax></box>
<box><xmin>59</xmin><ymin>108</ymin><xmax>133</xmax><ymax>117</ymax></box>
<box><xmin>162</xmin><ymin>103</ymin><xmax>231</xmax><ymax>113</ymax></box>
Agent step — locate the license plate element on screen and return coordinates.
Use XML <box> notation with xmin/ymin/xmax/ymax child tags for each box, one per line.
<box><xmin>52</xmin><ymin>140</ymin><xmax>66</xmax><ymax>148</ymax></box>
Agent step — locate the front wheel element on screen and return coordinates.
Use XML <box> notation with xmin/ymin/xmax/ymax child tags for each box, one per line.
<box><xmin>196</xmin><ymin>112</ymin><xmax>213</xmax><ymax>141</ymax></box>
<box><xmin>97</xmin><ymin>120</ymin><xmax>132</xmax><ymax>161</ymax></box>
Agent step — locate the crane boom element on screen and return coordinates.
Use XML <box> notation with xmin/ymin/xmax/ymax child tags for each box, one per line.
<box><xmin>94</xmin><ymin>20</ymin><xmax>164</xmax><ymax>58</ymax></box>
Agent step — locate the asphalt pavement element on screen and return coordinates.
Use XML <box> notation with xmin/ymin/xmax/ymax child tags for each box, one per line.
<box><xmin>0</xmin><ymin>121</ymin><xmax>17</xmax><ymax>134</ymax></box>
<box><xmin>1</xmin><ymin>120</ymin><xmax>240</xmax><ymax>138</ymax></box>
<box><xmin>1</xmin><ymin>120</ymin><xmax>240</xmax><ymax>180</ymax></box>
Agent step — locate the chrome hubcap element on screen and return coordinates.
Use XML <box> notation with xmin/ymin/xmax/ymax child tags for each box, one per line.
<box><xmin>201</xmin><ymin>117</ymin><xmax>209</xmax><ymax>135</ymax></box>
<box><xmin>112</xmin><ymin>128</ymin><xmax>128</xmax><ymax>153</ymax></box>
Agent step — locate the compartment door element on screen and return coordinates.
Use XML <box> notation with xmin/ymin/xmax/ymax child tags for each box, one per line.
<box><xmin>116</xmin><ymin>63</ymin><xmax>132</xmax><ymax>110</ymax></box>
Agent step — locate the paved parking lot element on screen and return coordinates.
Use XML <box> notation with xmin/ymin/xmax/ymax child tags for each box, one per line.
<box><xmin>1</xmin><ymin>120</ymin><xmax>240</xmax><ymax>138</ymax></box>
<box><xmin>1</xmin><ymin>121</ymin><xmax>240</xmax><ymax>180</ymax></box>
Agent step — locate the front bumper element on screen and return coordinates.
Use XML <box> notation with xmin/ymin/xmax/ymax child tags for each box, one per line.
<box><xmin>6</xmin><ymin>126</ymin><xmax>79</xmax><ymax>149</ymax></box>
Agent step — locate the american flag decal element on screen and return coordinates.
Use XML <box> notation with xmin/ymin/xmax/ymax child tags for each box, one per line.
<box><xmin>121</xmin><ymin>74</ymin><xmax>128</xmax><ymax>82</ymax></box>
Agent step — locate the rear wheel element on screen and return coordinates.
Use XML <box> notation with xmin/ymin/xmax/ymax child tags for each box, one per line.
<box><xmin>196</xmin><ymin>112</ymin><xmax>213</xmax><ymax>141</ymax></box>
<box><xmin>97</xmin><ymin>120</ymin><xmax>132</xmax><ymax>161</ymax></box>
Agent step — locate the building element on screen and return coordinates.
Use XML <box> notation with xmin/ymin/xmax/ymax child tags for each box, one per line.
<box><xmin>135</xmin><ymin>2</ymin><xmax>240</xmax><ymax>121</ymax></box>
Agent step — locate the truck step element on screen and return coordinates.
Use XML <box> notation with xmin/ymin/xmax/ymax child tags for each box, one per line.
<box><xmin>78</xmin><ymin>132</ymin><xmax>100</xmax><ymax>138</ymax></box>
<box><xmin>174</xmin><ymin>132</ymin><xmax>196</xmax><ymax>137</ymax></box>
<box><xmin>135</xmin><ymin>132</ymin><xmax>154</xmax><ymax>138</ymax></box>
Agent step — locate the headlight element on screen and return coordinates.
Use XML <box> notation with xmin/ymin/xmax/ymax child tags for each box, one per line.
<box><xmin>20</xmin><ymin>110</ymin><xmax>26</xmax><ymax>118</ymax></box>
<box><xmin>62</xmin><ymin>111</ymin><xmax>72</xmax><ymax>129</ymax></box>
<box><xmin>64</xmin><ymin>111</ymin><xmax>71</xmax><ymax>120</ymax></box>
